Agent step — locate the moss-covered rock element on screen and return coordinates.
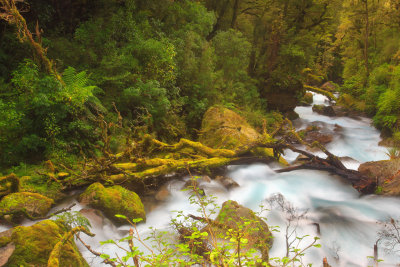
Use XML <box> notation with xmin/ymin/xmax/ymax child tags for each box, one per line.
<box><xmin>79</xmin><ymin>182</ymin><xmax>146</xmax><ymax>224</ymax></box>
<box><xmin>300</xmin><ymin>92</ymin><xmax>314</xmax><ymax>106</ymax></box>
<box><xmin>5</xmin><ymin>220</ymin><xmax>88</xmax><ymax>267</ymax></box>
<box><xmin>200</xmin><ymin>106</ymin><xmax>261</xmax><ymax>150</ymax></box>
<box><xmin>199</xmin><ymin>106</ymin><xmax>287</xmax><ymax>165</ymax></box>
<box><xmin>312</xmin><ymin>104</ymin><xmax>336</xmax><ymax>117</ymax></box>
<box><xmin>19</xmin><ymin>175</ymin><xmax>64</xmax><ymax>201</ymax></box>
<box><xmin>207</xmin><ymin>200</ymin><xmax>273</xmax><ymax>262</ymax></box>
<box><xmin>0</xmin><ymin>192</ymin><xmax>53</xmax><ymax>223</ymax></box>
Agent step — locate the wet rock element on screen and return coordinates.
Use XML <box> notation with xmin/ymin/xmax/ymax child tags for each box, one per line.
<box><xmin>334</xmin><ymin>124</ymin><xmax>343</xmax><ymax>132</ymax></box>
<box><xmin>0</xmin><ymin>242</ymin><xmax>15</xmax><ymax>266</ymax></box>
<box><xmin>79</xmin><ymin>208</ymin><xmax>104</xmax><ymax>229</ymax></box>
<box><xmin>207</xmin><ymin>200</ymin><xmax>273</xmax><ymax>262</ymax></box>
<box><xmin>358</xmin><ymin>159</ymin><xmax>400</xmax><ymax>195</ymax></box>
<box><xmin>79</xmin><ymin>182</ymin><xmax>146</xmax><ymax>224</ymax></box>
<box><xmin>155</xmin><ymin>185</ymin><xmax>171</xmax><ymax>201</ymax></box>
<box><xmin>4</xmin><ymin>220</ymin><xmax>88</xmax><ymax>266</ymax></box>
<box><xmin>358</xmin><ymin>159</ymin><xmax>400</xmax><ymax>185</ymax></box>
<box><xmin>299</xmin><ymin>92</ymin><xmax>314</xmax><ymax>106</ymax></box>
<box><xmin>378</xmin><ymin>137</ymin><xmax>399</xmax><ymax>147</ymax></box>
<box><xmin>312</xmin><ymin>104</ymin><xmax>336</xmax><ymax>117</ymax></box>
<box><xmin>295</xmin><ymin>125</ymin><xmax>334</xmax><ymax>145</ymax></box>
<box><xmin>304</xmin><ymin>131</ymin><xmax>333</xmax><ymax>145</ymax></box>
<box><xmin>0</xmin><ymin>192</ymin><xmax>53</xmax><ymax>223</ymax></box>
<box><xmin>215</xmin><ymin>175</ymin><xmax>239</xmax><ymax>190</ymax></box>
<box><xmin>286</xmin><ymin>110</ymin><xmax>300</xmax><ymax>120</ymax></box>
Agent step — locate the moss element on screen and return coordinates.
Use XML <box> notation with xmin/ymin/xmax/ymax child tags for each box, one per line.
<box><xmin>209</xmin><ymin>200</ymin><xmax>273</xmax><ymax>262</ymax></box>
<box><xmin>301</xmin><ymin>92</ymin><xmax>313</xmax><ymax>105</ymax></box>
<box><xmin>0</xmin><ymin>235</ymin><xmax>11</xmax><ymax>247</ymax></box>
<box><xmin>251</xmin><ymin>147</ymin><xmax>289</xmax><ymax>166</ymax></box>
<box><xmin>79</xmin><ymin>183</ymin><xmax>146</xmax><ymax>224</ymax></box>
<box><xmin>200</xmin><ymin>106</ymin><xmax>261</xmax><ymax>150</ymax></box>
<box><xmin>6</xmin><ymin>220</ymin><xmax>88</xmax><ymax>267</ymax></box>
<box><xmin>0</xmin><ymin>192</ymin><xmax>53</xmax><ymax>222</ymax></box>
<box><xmin>19</xmin><ymin>175</ymin><xmax>64</xmax><ymax>201</ymax></box>
<box><xmin>0</xmin><ymin>173</ymin><xmax>19</xmax><ymax>197</ymax></box>
<box><xmin>338</xmin><ymin>93</ymin><xmax>366</xmax><ymax>112</ymax></box>
<box><xmin>304</xmin><ymin>85</ymin><xmax>337</xmax><ymax>101</ymax></box>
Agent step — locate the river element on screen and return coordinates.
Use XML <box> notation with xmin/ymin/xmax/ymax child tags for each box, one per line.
<box><xmin>77</xmin><ymin>93</ymin><xmax>400</xmax><ymax>266</ymax></box>
<box><xmin>4</xmin><ymin>93</ymin><xmax>400</xmax><ymax>266</ymax></box>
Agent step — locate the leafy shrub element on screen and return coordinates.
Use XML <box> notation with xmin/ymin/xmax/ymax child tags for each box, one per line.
<box><xmin>0</xmin><ymin>60</ymin><xmax>101</xmax><ymax>167</ymax></box>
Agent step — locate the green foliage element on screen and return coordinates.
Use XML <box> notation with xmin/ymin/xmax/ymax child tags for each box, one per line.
<box><xmin>55</xmin><ymin>211</ymin><xmax>92</xmax><ymax>231</ymax></box>
<box><xmin>121</xmin><ymin>80</ymin><xmax>171</xmax><ymax>125</ymax></box>
<box><xmin>0</xmin><ymin>60</ymin><xmax>101</xmax><ymax>167</ymax></box>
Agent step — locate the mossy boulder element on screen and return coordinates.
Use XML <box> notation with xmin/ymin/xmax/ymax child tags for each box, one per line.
<box><xmin>300</xmin><ymin>92</ymin><xmax>314</xmax><ymax>106</ymax></box>
<box><xmin>0</xmin><ymin>192</ymin><xmax>53</xmax><ymax>223</ymax></box>
<box><xmin>200</xmin><ymin>106</ymin><xmax>260</xmax><ymax>150</ymax></box>
<box><xmin>19</xmin><ymin>175</ymin><xmax>64</xmax><ymax>201</ymax></box>
<box><xmin>358</xmin><ymin>159</ymin><xmax>400</xmax><ymax>195</ymax></box>
<box><xmin>79</xmin><ymin>182</ymin><xmax>146</xmax><ymax>224</ymax></box>
<box><xmin>208</xmin><ymin>200</ymin><xmax>273</xmax><ymax>262</ymax></box>
<box><xmin>312</xmin><ymin>104</ymin><xmax>336</xmax><ymax>117</ymax></box>
<box><xmin>199</xmin><ymin>106</ymin><xmax>288</xmax><ymax>165</ymax></box>
<box><xmin>4</xmin><ymin>220</ymin><xmax>88</xmax><ymax>267</ymax></box>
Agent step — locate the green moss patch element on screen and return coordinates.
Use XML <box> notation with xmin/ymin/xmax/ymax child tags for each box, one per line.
<box><xmin>79</xmin><ymin>183</ymin><xmax>146</xmax><ymax>224</ymax></box>
<box><xmin>6</xmin><ymin>220</ymin><xmax>88</xmax><ymax>267</ymax></box>
<box><xmin>19</xmin><ymin>175</ymin><xmax>64</xmax><ymax>201</ymax></box>
<box><xmin>0</xmin><ymin>192</ymin><xmax>53</xmax><ymax>222</ymax></box>
<box><xmin>200</xmin><ymin>106</ymin><xmax>260</xmax><ymax>150</ymax></box>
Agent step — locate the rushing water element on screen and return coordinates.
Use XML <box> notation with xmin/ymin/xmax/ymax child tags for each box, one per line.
<box><xmin>74</xmin><ymin>92</ymin><xmax>400</xmax><ymax>266</ymax></box>
<box><xmin>2</xmin><ymin>93</ymin><xmax>400</xmax><ymax>266</ymax></box>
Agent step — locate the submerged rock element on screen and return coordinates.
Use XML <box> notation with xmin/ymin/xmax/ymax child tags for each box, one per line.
<box><xmin>155</xmin><ymin>185</ymin><xmax>171</xmax><ymax>201</ymax></box>
<box><xmin>215</xmin><ymin>175</ymin><xmax>239</xmax><ymax>190</ymax></box>
<box><xmin>79</xmin><ymin>182</ymin><xmax>146</xmax><ymax>224</ymax></box>
<box><xmin>1</xmin><ymin>220</ymin><xmax>87</xmax><ymax>267</ymax></box>
<box><xmin>0</xmin><ymin>192</ymin><xmax>53</xmax><ymax>223</ymax></box>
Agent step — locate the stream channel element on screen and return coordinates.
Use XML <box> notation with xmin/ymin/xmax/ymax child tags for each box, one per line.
<box><xmin>3</xmin><ymin>93</ymin><xmax>400</xmax><ymax>266</ymax></box>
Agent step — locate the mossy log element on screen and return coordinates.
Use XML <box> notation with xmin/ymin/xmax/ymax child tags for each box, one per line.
<box><xmin>60</xmin><ymin>133</ymin><xmax>287</xmax><ymax>188</ymax></box>
<box><xmin>304</xmin><ymin>85</ymin><xmax>337</xmax><ymax>101</ymax></box>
